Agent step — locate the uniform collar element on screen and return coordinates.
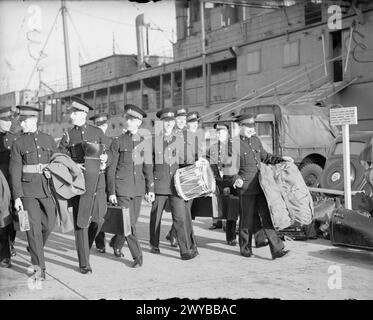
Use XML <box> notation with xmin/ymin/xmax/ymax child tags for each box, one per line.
<box><xmin>24</xmin><ymin>130</ymin><xmax>38</xmax><ymax>136</ymax></box>
<box><xmin>74</xmin><ymin>124</ymin><xmax>87</xmax><ymax>130</ymax></box>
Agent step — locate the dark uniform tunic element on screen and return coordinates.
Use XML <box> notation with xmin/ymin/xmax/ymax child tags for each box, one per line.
<box><xmin>58</xmin><ymin>123</ymin><xmax>107</xmax><ymax>269</ymax></box>
<box><xmin>233</xmin><ymin>135</ymin><xmax>285</xmax><ymax>256</ymax></box>
<box><xmin>9</xmin><ymin>131</ymin><xmax>57</xmax><ymax>270</ymax></box>
<box><xmin>0</xmin><ymin>131</ymin><xmax>19</xmax><ymax>261</ymax></box>
<box><xmin>106</xmin><ymin>131</ymin><xmax>154</xmax><ymax>259</ymax></box>
<box><xmin>91</xmin><ymin>134</ymin><xmax>113</xmax><ymax>250</ymax></box>
<box><xmin>168</xmin><ymin>128</ymin><xmax>203</xmax><ymax>250</ymax></box>
<box><xmin>207</xmin><ymin>140</ymin><xmax>240</xmax><ymax>242</ymax></box>
<box><xmin>149</xmin><ymin>132</ymin><xmax>195</xmax><ymax>257</ymax></box>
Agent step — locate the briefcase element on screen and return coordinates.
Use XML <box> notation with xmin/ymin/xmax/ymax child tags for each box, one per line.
<box><xmin>101</xmin><ymin>205</ymin><xmax>131</xmax><ymax>236</ymax></box>
<box><xmin>331</xmin><ymin>208</ymin><xmax>373</xmax><ymax>251</ymax></box>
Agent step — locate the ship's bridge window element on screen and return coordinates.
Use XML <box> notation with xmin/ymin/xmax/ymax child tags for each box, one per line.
<box><xmin>247</xmin><ymin>50</ymin><xmax>261</xmax><ymax>74</ymax></box>
<box><xmin>283</xmin><ymin>40</ymin><xmax>300</xmax><ymax>67</ymax></box>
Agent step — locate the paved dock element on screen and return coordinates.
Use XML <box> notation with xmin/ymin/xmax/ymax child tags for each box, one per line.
<box><xmin>1</xmin><ymin>202</ymin><xmax>373</xmax><ymax>300</ymax></box>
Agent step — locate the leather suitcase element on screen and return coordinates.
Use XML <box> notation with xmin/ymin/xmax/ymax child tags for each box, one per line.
<box><xmin>331</xmin><ymin>208</ymin><xmax>373</xmax><ymax>251</ymax></box>
<box><xmin>101</xmin><ymin>205</ymin><xmax>131</xmax><ymax>236</ymax></box>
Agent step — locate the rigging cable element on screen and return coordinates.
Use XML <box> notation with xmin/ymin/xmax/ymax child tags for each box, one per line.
<box><xmin>24</xmin><ymin>8</ymin><xmax>61</xmax><ymax>90</ymax></box>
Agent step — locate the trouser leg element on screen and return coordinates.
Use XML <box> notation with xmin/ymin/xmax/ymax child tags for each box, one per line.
<box><xmin>226</xmin><ymin>220</ymin><xmax>237</xmax><ymax>242</ymax></box>
<box><xmin>149</xmin><ymin>196</ymin><xmax>167</xmax><ymax>249</ymax></box>
<box><xmin>256</xmin><ymin>194</ymin><xmax>284</xmax><ymax>255</ymax></box>
<box><xmin>23</xmin><ymin>198</ymin><xmax>46</xmax><ymax>270</ymax></box>
<box><xmin>0</xmin><ymin>225</ymin><xmax>11</xmax><ymax>260</ymax></box>
<box><xmin>39</xmin><ymin>197</ymin><xmax>57</xmax><ymax>247</ymax></box>
<box><xmin>88</xmin><ymin>222</ymin><xmax>101</xmax><ymax>249</ymax></box>
<box><xmin>94</xmin><ymin>231</ymin><xmax>106</xmax><ymax>249</ymax></box>
<box><xmin>71</xmin><ymin>196</ymin><xmax>90</xmax><ymax>268</ymax></box>
<box><xmin>169</xmin><ymin>195</ymin><xmax>191</xmax><ymax>256</ymax></box>
<box><xmin>116</xmin><ymin>196</ymin><xmax>142</xmax><ymax>259</ymax></box>
<box><xmin>239</xmin><ymin>195</ymin><xmax>255</xmax><ymax>255</ymax></box>
<box><xmin>9</xmin><ymin>223</ymin><xmax>16</xmax><ymax>243</ymax></box>
<box><xmin>184</xmin><ymin>199</ymin><xmax>197</xmax><ymax>251</ymax></box>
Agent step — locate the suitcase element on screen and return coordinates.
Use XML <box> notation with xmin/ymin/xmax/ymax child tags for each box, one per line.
<box><xmin>331</xmin><ymin>208</ymin><xmax>373</xmax><ymax>251</ymax></box>
<box><xmin>101</xmin><ymin>205</ymin><xmax>131</xmax><ymax>236</ymax></box>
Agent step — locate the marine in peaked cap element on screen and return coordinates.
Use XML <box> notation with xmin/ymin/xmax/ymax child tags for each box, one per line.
<box><xmin>9</xmin><ymin>105</ymin><xmax>57</xmax><ymax>279</ymax></box>
<box><xmin>149</xmin><ymin>107</ymin><xmax>198</xmax><ymax>260</ymax></box>
<box><xmin>0</xmin><ymin>107</ymin><xmax>20</xmax><ymax>267</ymax></box>
<box><xmin>58</xmin><ymin>97</ymin><xmax>107</xmax><ymax>274</ymax></box>
<box><xmin>106</xmin><ymin>103</ymin><xmax>153</xmax><ymax>267</ymax></box>
<box><xmin>231</xmin><ymin>108</ymin><xmax>292</xmax><ymax>260</ymax></box>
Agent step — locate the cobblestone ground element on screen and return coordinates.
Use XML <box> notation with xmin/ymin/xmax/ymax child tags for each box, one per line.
<box><xmin>1</xmin><ymin>202</ymin><xmax>373</xmax><ymax>300</ymax></box>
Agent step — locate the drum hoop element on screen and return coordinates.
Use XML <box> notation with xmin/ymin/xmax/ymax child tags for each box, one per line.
<box><xmin>174</xmin><ymin>169</ymin><xmax>190</xmax><ymax>201</ymax></box>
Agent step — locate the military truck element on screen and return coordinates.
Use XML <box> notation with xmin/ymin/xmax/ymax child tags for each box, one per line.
<box><xmin>203</xmin><ymin>103</ymin><xmax>339</xmax><ymax>187</ymax></box>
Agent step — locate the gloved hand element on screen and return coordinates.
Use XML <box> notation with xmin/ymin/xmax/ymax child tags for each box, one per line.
<box><xmin>109</xmin><ymin>194</ymin><xmax>118</xmax><ymax>205</ymax></box>
<box><xmin>282</xmin><ymin>156</ymin><xmax>294</xmax><ymax>163</ymax></box>
<box><xmin>233</xmin><ymin>178</ymin><xmax>243</xmax><ymax>189</ymax></box>
<box><xmin>14</xmin><ymin>198</ymin><xmax>24</xmax><ymax>211</ymax></box>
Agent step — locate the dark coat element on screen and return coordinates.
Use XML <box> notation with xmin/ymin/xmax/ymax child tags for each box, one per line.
<box><xmin>0</xmin><ymin>131</ymin><xmax>20</xmax><ymax>181</ymax></box>
<box><xmin>153</xmin><ymin>132</ymin><xmax>184</xmax><ymax>195</ymax></box>
<box><xmin>233</xmin><ymin>135</ymin><xmax>284</xmax><ymax>195</ymax></box>
<box><xmin>107</xmin><ymin>131</ymin><xmax>154</xmax><ymax>197</ymax></box>
<box><xmin>58</xmin><ymin>123</ymin><xmax>107</xmax><ymax>227</ymax></box>
<box><xmin>0</xmin><ymin>170</ymin><xmax>11</xmax><ymax>228</ymax></box>
<box><xmin>9</xmin><ymin>131</ymin><xmax>57</xmax><ymax>199</ymax></box>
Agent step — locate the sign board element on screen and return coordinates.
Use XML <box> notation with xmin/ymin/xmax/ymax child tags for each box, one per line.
<box><xmin>330</xmin><ymin>106</ymin><xmax>358</xmax><ymax>126</ymax></box>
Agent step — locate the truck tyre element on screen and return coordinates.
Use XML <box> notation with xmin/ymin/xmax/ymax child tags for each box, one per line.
<box><xmin>320</xmin><ymin>158</ymin><xmax>363</xmax><ymax>191</ymax></box>
<box><xmin>299</xmin><ymin>163</ymin><xmax>323</xmax><ymax>187</ymax></box>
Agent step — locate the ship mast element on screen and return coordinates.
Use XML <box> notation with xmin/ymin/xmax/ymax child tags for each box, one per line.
<box><xmin>61</xmin><ymin>0</ymin><xmax>73</xmax><ymax>90</ymax></box>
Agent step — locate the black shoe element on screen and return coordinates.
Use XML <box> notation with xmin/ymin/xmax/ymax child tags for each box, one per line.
<box><xmin>227</xmin><ymin>239</ymin><xmax>237</xmax><ymax>246</ymax></box>
<box><xmin>10</xmin><ymin>243</ymin><xmax>16</xmax><ymax>257</ymax></box>
<box><xmin>255</xmin><ymin>240</ymin><xmax>269</xmax><ymax>248</ymax></box>
<box><xmin>80</xmin><ymin>266</ymin><xmax>93</xmax><ymax>274</ymax></box>
<box><xmin>165</xmin><ymin>233</ymin><xmax>171</xmax><ymax>241</ymax></box>
<box><xmin>181</xmin><ymin>250</ymin><xmax>199</xmax><ymax>261</ymax></box>
<box><xmin>240</xmin><ymin>248</ymin><xmax>253</xmax><ymax>257</ymax></box>
<box><xmin>109</xmin><ymin>238</ymin><xmax>124</xmax><ymax>257</ymax></box>
<box><xmin>209</xmin><ymin>223</ymin><xmax>223</xmax><ymax>230</ymax></box>
<box><xmin>26</xmin><ymin>246</ymin><xmax>30</xmax><ymax>253</ymax></box>
<box><xmin>113</xmin><ymin>248</ymin><xmax>124</xmax><ymax>258</ymax></box>
<box><xmin>272</xmin><ymin>249</ymin><xmax>290</xmax><ymax>260</ymax></box>
<box><xmin>0</xmin><ymin>258</ymin><xmax>11</xmax><ymax>268</ymax></box>
<box><xmin>150</xmin><ymin>247</ymin><xmax>160</xmax><ymax>254</ymax></box>
<box><xmin>96</xmin><ymin>247</ymin><xmax>106</xmax><ymax>254</ymax></box>
<box><xmin>132</xmin><ymin>256</ymin><xmax>143</xmax><ymax>268</ymax></box>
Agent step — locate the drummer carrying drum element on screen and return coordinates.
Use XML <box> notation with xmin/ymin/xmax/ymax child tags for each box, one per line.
<box><xmin>232</xmin><ymin>111</ymin><xmax>292</xmax><ymax>259</ymax></box>
<box><xmin>149</xmin><ymin>108</ymin><xmax>198</xmax><ymax>260</ymax></box>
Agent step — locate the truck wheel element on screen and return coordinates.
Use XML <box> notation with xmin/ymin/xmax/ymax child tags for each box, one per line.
<box><xmin>299</xmin><ymin>163</ymin><xmax>323</xmax><ymax>187</ymax></box>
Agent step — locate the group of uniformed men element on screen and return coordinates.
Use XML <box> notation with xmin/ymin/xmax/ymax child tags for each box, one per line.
<box><xmin>0</xmin><ymin>97</ymin><xmax>291</xmax><ymax>281</ymax></box>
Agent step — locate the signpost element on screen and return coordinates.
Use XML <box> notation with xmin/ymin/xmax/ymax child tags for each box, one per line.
<box><xmin>330</xmin><ymin>106</ymin><xmax>358</xmax><ymax>209</ymax></box>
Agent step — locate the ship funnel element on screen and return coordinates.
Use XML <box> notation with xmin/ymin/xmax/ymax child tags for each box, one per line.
<box><xmin>136</xmin><ymin>14</ymin><xmax>146</xmax><ymax>70</ymax></box>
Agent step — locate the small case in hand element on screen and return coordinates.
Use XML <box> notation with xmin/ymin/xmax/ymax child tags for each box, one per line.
<box><xmin>18</xmin><ymin>210</ymin><xmax>30</xmax><ymax>232</ymax></box>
